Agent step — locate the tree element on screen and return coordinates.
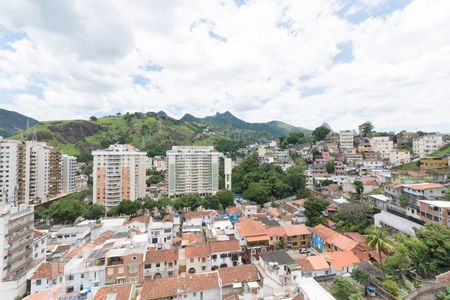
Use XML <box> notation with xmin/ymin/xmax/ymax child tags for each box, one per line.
<box><xmin>143</xmin><ymin>198</ymin><xmax>156</xmax><ymax>214</ymax></box>
<box><xmin>312</xmin><ymin>126</ymin><xmax>331</xmax><ymax>141</ymax></box>
<box><xmin>242</xmin><ymin>182</ymin><xmax>270</xmax><ymax>205</ymax></box>
<box><xmin>216</xmin><ymin>189</ymin><xmax>235</xmax><ymax>209</ymax></box>
<box><xmin>360</xmin><ymin>121</ymin><xmax>374</xmax><ymax>137</ymax></box>
<box><xmin>415</xmin><ymin>223</ymin><xmax>450</xmax><ymax>270</ymax></box>
<box><xmin>351</xmin><ymin>268</ymin><xmax>369</xmax><ymax>284</ymax></box>
<box><xmin>334</xmin><ymin>203</ymin><xmax>375</xmax><ymax>233</ymax></box>
<box><xmin>437</xmin><ymin>286</ymin><xmax>450</xmax><ymax>300</ymax></box>
<box><xmin>116</xmin><ymin>200</ymin><xmax>141</xmax><ymax>216</ymax></box>
<box><xmin>325</xmin><ymin>160</ymin><xmax>335</xmax><ymax>174</ymax></box>
<box><xmin>155</xmin><ymin>197</ymin><xmax>172</xmax><ymax>215</ymax></box>
<box><xmin>354</xmin><ymin>180</ymin><xmax>364</xmax><ymax>197</ymax></box>
<box><xmin>304</xmin><ymin>198</ymin><xmax>328</xmax><ymax>226</ymax></box>
<box><xmin>84</xmin><ymin>204</ymin><xmax>105</xmax><ymax>220</ymax></box>
<box><xmin>89</xmin><ymin>116</ymin><xmax>97</xmax><ymax>121</ymax></box>
<box><xmin>399</xmin><ymin>194</ymin><xmax>409</xmax><ymax>207</ymax></box>
<box><xmin>381</xmin><ymin>279</ymin><xmax>400</xmax><ymax>297</ymax></box>
<box><xmin>331</xmin><ymin>276</ymin><xmax>363</xmax><ymax>300</ymax></box>
<box><xmin>444</xmin><ymin>188</ymin><xmax>450</xmax><ymax>201</ymax></box>
<box><xmin>365</xmin><ymin>226</ymin><xmax>394</xmax><ymax>269</ymax></box>
<box><xmin>384</xmin><ymin>243</ymin><xmax>411</xmax><ymax>279</ymax></box>
<box><xmin>201</xmin><ymin>195</ymin><xmax>221</xmax><ymax>210</ymax></box>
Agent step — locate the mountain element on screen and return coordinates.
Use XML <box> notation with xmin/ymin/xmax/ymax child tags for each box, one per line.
<box><xmin>0</xmin><ymin>108</ymin><xmax>39</xmax><ymax>137</ymax></box>
<box><xmin>180</xmin><ymin>111</ymin><xmax>312</xmax><ymax>139</ymax></box>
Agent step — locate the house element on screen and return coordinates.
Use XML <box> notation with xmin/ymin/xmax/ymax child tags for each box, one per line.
<box><xmin>238</xmin><ymin>201</ymin><xmax>258</xmax><ymax>217</ymax></box>
<box><xmin>311</xmin><ymin>225</ymin><xmax>358</xmax><ymax>253</ymax></box>
<box><xmin>296</xmin><ymin>278</ymin><xmax>335</xmax><ymax>300</ymax></box>
<box><xmin>296</xmin><ymin>251</ymin><xmax>360</xmax><ymax>279</ymax></box>
<box><xmin>235</xmin><ymin>217</ymin><xmax>269</xmax><ymax>261</ymax></box>
<box><xmin>267</xmin><ymin>226</ymin><xmax>286</xmax><ymax>250</ymax></box>
<box><xmin>367</xmin><ymin>194</ymin><xmax>391</xmax><ymax>211</ymax></box>
<box><xmin>125</xmin><ymin>216</ymin><xmax>150</xmax><ymax>233</ymax></box>
<box><xmin>184</xmin><ymin>210</ymin><xmax>218</xmax><ymax>226</ymax></box>
<box><xmin>419</xmin><ymin>200</ymin><xmax>450</xmax><ymax>227</ymax></box>
<box><xmin>94</xmin><ymin>283</ymin><xmax>136</xmax><ymax>300</ymax></box>
<box><xmin>283</xmin><ymin>224</ymin><xmax>310</xmax><ymax>249</ymax></box>
<box><xmin>402</xmin><ymin>183</ymin><xmax>446</xmax><ymax>200</ymax></box>
<box><xmin>420</xmin><ymin>156</ymin><xmax>448</xmax><ymax>170</ymax></box>
<box><xmin>207</xmin><ymin>218</ymin><xmax>235</xmax><ymax>241</ymax></box>
<box><xmin>384</xmin><ymin>184</ymin><xmax>403</xmax><ymax>201</ymax></box>
<box><xmin>50</xmin><ymin>226</ymin><xmax>91</xmax><ymax>246</ymax></box>
<box><xmin>31</xmin><ymin>262</ymin><xmax>64</xmax><ymax>294</ymax></box>
<box><xmin>267</xmin><ymin>207</ymin><xmax>281</xmax><ymax>219</ymax></box>
<box><xmin>219</xmin><ymin>265</ymin><xmax>262</xmax><ymax>298</ymax></box>
<box><xmin>180</xmin><ymin>233</ymin><xmax>204</xmax><ymax>247</ymax></box>
<box><xmin>360</xmin><ymin>178</ymin><xmax>379</xmax><ymax>193</ymax></box>
<box><xmin>389</xmin><ymin>150</ymin><xmax>411</xmax><ymax>166</ymax></box>
<box><xmin>185</xmin><ymin>245</ymin><xmax>211</xmax><ymax>274</ymax></box>
<box><xmin>104</xmin><ymin>246</ymin><xmax>146</xmax><ymax>286</ymax></box>
<box><xmin>259</xmin><ymin>250</ymin><xmax>300</xmax><ymax>285</ymax></box>
<box><xmin>33</xmin><ymin>229</ymin><xmax>48</xmax><ymax>261</ymax></box>
<box><xmin>148</xmin><ymin>218</ymin><xmax>174</xmax><ymax>248</ymax></box>
<box><xmin>209</xmin><ymin>240</ymin><xmax>242</xmax><ymax>269</ymax></box>
<box><xmin>224</xmin><ymin>207</ymin><xmax>242</xmax><ymax>222</ymax></box>
<box><xmin>143</xmin><ymin>248</ymin><xmax>179</xmax><ymax>280</ymax></box>
<box><xmin>141</xmin><ymin>272</ymin><xmax>221</xmax><ymax>300</ymax></box>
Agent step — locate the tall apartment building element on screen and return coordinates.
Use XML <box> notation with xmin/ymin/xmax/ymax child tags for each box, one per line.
<box><xmin>413</xmin><ymin>134</ymin><xmax>444</xmax><ymax>158</ymax></box>
<box><xmin>369</xmin><ymin>136</ymin><xmax>393</xmax><ymax>159</ymax></box>
<box><xmin>339</xmin><ymin>130</ymin><xmax>354</xmax><ymax>150</ymax></box>
<box><xmin>0</xmin><ymin>203</ymin><xmax>34</xmax><ymax>298</ymax></box>
<box><xmin>167</xmin><ymin>146</ymin><xmax>228</xmax><ymax>196</ymax></box>
<box><xmin>92</xmin><ymin>144</ymin><xmax>146</xmax><ymax>209</ymax></box>
<box><xmin>61</xmin><ymin>154</ymin><xmax>77</xmax><ymax>193</ymax></box>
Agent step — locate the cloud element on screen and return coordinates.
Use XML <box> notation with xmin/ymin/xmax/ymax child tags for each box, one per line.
<box><xmin>0</xmin><ymin>0</ymin><xmax>449</xmax><ymax>132</ymax></box>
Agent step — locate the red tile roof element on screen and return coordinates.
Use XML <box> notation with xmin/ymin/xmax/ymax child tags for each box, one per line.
<box><xmin>226</xmin><ymin>207</ymin><xmax>243</xmax><ymax>216</ymax></box>
<box><xmin>185</xmin><ymin>210</ymin><xmax>217</xmax><ymax>220</ymax></box>
<box><xmin>94</xmin><ymin>283</ymin><xmax>133</xmax><ymax>300</ymax></box>
<box><xmin>323</xmin><ymin>251</ymin><xmax>360</xmax><ymax>270</ymax></box>
<box><xmin>32</xmin><ymin>262</ymin><xmax>64</xmax><ymax>280</ymax></box>
<box><xmin>404</xmin><ymin>183</ymin><xmax>444</xmax><ymax>190</ymax></box>
<box><xmin>185</xmin><ymin>244</ymin><xmax>210</xmax><ymax>258</ymax></box>
<box><xmin>267</xmin><ymin>226</ymin><xmax>286</xmax><ymax>238</ymax></box>
<box><xmin>145</xmin><ymin>248</ymin><xmax>178</xmax><ymax>263</ymax></box>
<box><xmin>282</xmin><ymin>224</ymin><xmax>310</xmax><ymax>236</ymax></box>
<box><xmin>311</xmin><ymin>224</ymin><xmax>358</xmax><ymax>251</ymax></box>
<box><xmin>209</xmin><ymin>240</ymin><xmax>241</xmax><ymax>253</ymax></box>
<box><xmin>218</xmin><ymin>265</ymin><xmax>260</xmax><ymax>285</ymax></box>
<box><xmin>236</xmin><ymin>217</ymin><xmax>267</xmax><ymax>238</ymax></box>
<box><xmin>126</xmin><ymin>215</ymin><xmax>150</xmax><ymax>225</ymax></box>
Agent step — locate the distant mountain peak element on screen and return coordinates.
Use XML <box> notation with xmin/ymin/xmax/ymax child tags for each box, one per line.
<box><xmin>320</xmin><ymin>122</ymin><xmax>332</xmax><ymax>131</ymax></box>
<box><xmin>156</xmin><ymin>111</ymin><xmax>168</xmax><ymax>118</ymax></box>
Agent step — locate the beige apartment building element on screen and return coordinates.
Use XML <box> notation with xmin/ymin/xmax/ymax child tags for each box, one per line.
<box><xmin>369</xmin><ymin>136</ymin><xmax>393</xmax><ymax>159</ymax></box>
<box><xmin>92</xmin><ymin>144</ymin><xmax>147</xmax><ymax>209</ymax></box>
<box><xmin>339</xmin><ymin>130</ymin><xmax>354</xmax><ymax>150</ymax></box>
<box><xmin>413</xmin><ymin>133</ymin><xmax>444</xmax><ymax>158</ymax></box>
<box><xmin>167</xmin><ymin>146</ymin><xmax>229</xmax><ymax>197</ymax></box>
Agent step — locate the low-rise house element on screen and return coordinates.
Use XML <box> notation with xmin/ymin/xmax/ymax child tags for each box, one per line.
<box><xmin>238</xmin><ymin>201</ymin><xmax>258</xmax><ymax>217</ymax></box>
<box><xmin>185</xmin><ymin>245</ymin><xmax>211</xmax><ymax>274</ymax></box>
<box><xmin>185</xmin><ymin>210</ymin><xmax>217</xmax><ymax>226</ymax></box>
<box><xmin>362</xmin><ymin>160</ymin><xmax>383</xmax><ymax>169</ymax></box>
<box><xmin>104</xmin><ymin>246</ymin><xmax>145</xmax><ymax>286</ymax></box>
<box><xmin>219</xmin><ymin>265</ymin><xmax>262</xmax><ymax>298</ymax></box>
<box><xmin>94</xmin><ymin>283</ymin><xmax>136</xmax><ymax>300</ymax></box>
<box><xmin>235</xmin><ymin>217</ymin><xmax>269</xmax><ymax>261</ymax></box>
<box><xmin>296</xmin><ymin>251</ymin><xmax>361</xmax><ymax>279</ymax></box>
<box><xmin>126</xmin><ymin>216</ymin><xmax>150</xmax><ymax>233</ymax></box>
<box><xmin>31</xmin><ymin>262</ymin><xmax>64</xmax><ymax>294</ymax></box>
<box><xmin>419</xmin><ymin>156</ymin><xmax>448</xmax><ymax>169</ymax></box>
<box><xmin>224</xmin><ymin>207</ymin><xmax>242</xmax><ymax>222</ymax></box>
<box><xmin>402</xmin><ymin>183</ymin><xmax>446</xmax><ymax>200</ymax></box>
<box><xmin>33</xmin><ymin>229</ymin><xmax>47</xmax><ymax>261</ymax></box>
<box><xmin>296</xmin><ymin>277</ymin><xmax>335</xmax><ymax>300</ymax></box>
<box><xmin>207</xmin><ymin>218</ymin><xmax>235</xmax><ymax>241</ymax></box>
<box><xmin>311</xmin><ymin>225</ymin><xmax>359</xmax><ymax>253</ymax></box>
<box><xmin>384</xmin><ymin>184</ymin><xmax>403</xmax><ymax>201</ymax></box>
<box><xmin>367</xmin><ymin>194</ymin><xmax>391</xmax><ymax>211</ymax></box>
<box><xmin>283</xmin><ymin>224</ymin><xmax>310</xmax><ymax>249</ymax></box>
<box><xmin>419</xmin><ymin>200</ymin><xmax>450</xmax><ymax>227</ymax></box>
<box><xmin>389</xmin><ymin>150</ymin><xmax>411</xmax><ymax>166</ymax></box>
<box><xmin>141</xmin><ymin>272</ymin><xmax>221</xmax><ymax>300</ymax></box>
<box><xmin>148</xmin><ymin>218</ymin><xmax>174</xmax><ymax>248</ymax></box>
<box><xmin>209</xmin><ymin>240</ymin><xmax>242</xmax><ymax>269</ymax></box>
<box><xmin>268</xmin><ymin>226</ymin><xmax>286</xmax><ymax>250</ymax></box>
<box><xmin>143</xmin><ymin>248</ymin><xmax>179</xmax><ymax>280</ymax></box>
<box><xmin>50</xmin><ymin>226</ymin><xmax>91</xmax><ymax>246</ymax></box>
<box><xmin>259</xmin><ymin>250</ymin><xmax>300</xmax><ymax>285</ymax></box>
<box><xmin>360</xmin><ymin>178</ymin><xmax>379</xmax><ymax>193</ymax></box>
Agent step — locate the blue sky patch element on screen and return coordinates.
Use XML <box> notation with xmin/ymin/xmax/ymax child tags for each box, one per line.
<box><xmin>133</xmin><ymin>75</ymin><xmax>150</xmax><ymax>87</ymax></box>
<box><xmin>208</xmin><ymin>30</ymin><xmax>227</xmax><ymax>43</ymax></box>
<box><xmin>336</xmin><ymin>0</ymin><xmax>412</xmax><ymax>24</ymax></box>
<box><xmin>300</xmin><ymin>86</ymin><xmax>326</xmax><ymax>98</ymax></box>
<box><xmin>0</xmin><ymin>26</ymin><xmax>27</xmax><ymax>51</ymax></box>
<box><xmin>145</xmin><ymin>63</ymin><xmax>164</xmax><ymax>72</ymax></box>
<box><xmin>333</xmin><ymin>41</ymin><xmax>353</xmax><ymax>64</ymax></box>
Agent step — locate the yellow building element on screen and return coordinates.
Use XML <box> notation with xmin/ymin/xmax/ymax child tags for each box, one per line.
<box><xmin>420</xmin><ymin>156</ymin><xmax>448</xmax><ymax>169</ymax></box>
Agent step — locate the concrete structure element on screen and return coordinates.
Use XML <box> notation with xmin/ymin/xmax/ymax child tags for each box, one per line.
<box><xmin>224</xmin><ymin>157</ymin><xmax>232</xmax><ymax>191</ymax></box>
<box><xmin>167</xmin><ymin>146</ymin><xmax>222</xmax><ymax>197</ymax></box>
<box><xmin>389</xmin><ymin>150</ymin><xmax>410</xmax><ymax>166</ymax></box>
<box><xmin>0</xmin><ymin>203</ymin><xmax>34</xmax><ymax>299</ymax></box>
<box><xmin>413</xmin><ymin>134</ymin><xmax>444</xmax><ymax>158</ymax></box>
<box><xmin>92</xmin><ymin>144</ymin><xmax>147</xmax><ymax>209</ymax></box>
<box><xmin>374</xmin><ymin>210</ymin><xmax>422</xmax><ymax>236</ymax></box>
<box><xmin>369</xmin><ymin>137</ymin><xmax>393</xmax><ymax>159</ymax></box>
<box><xmin>297</xmin><ymin>278</ymin><xmax>336</xmax><ymax>300</ymax></box>
<box><xmin>339</xmin><ymin>130</ymin><xmax>354</xmax><ymax>150</ymax></box>
<box><xmin>61</xmin><ymin>154</ymin><xmax>77</xmax><ymax>193</ymax></box>
<box><xmin>402</xmin><ymin>183</ymin><xmax>446</xmax><ymax>201</ymax></box>
<box><xmin>419</xmin><ymin>200</ymin><xmax>450</xmax><ymax>227</ymax></box>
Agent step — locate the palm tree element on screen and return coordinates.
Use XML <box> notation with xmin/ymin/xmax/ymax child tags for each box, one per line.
<box><xmin>365</xmin><ymin>226</ymin><xmax>394</xmax><ymax>269</ymax></box>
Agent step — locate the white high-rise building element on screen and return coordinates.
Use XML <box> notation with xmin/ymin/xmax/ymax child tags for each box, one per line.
<box><xmin>369</xmin><ymin>137</ymin><xmax>394</xmax><ymax>159</ymax></box>
<box><xmin>92</xmin><ymin>144</ymin><xmax>147</xmax><ymax>209</ymax></box>
<box><xmin>61</xmin><ymin>154</ymin><xmax>77</xmax><ymax>193</ymax></box>
<box><xmin>224</xmin><ymin>158</ymin><xmax>232</xmax><ymax>191</ymax></box>
<box><xmin>0</xmin><ymin>202</ymin><xmax>34</xmax><ymax>299</ymax></box>
<box><xmin>339</xmin><ymin>130</ymin><xmax>354</xmax><ymax>150</ymax></box>
<box><xmin>413</xmin><ymin>134</ymin><xmax>444</xmax><ymax>158</ymax></box>
<box><xmin>167</xmin><ymin>146</ymin><xmax>223</xmax><ymax>196</ymax></box>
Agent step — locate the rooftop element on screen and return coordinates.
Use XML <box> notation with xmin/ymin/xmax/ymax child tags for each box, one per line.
<box><xmin>403</xmin><ymin>183</ymin><xmax>444</xmax><ymax>190</ymax></box>
<box><xmin>260</xmin><ymin>250</ymin><xmax>296</xmax><ymax>265</ymax></box>
<box><xmin>419</xmin><ymin>200</ymin><xmax>450</xmax><ymax>208</ymax></box>
<box><xmin>218</xmin><ymin>264</ymin><xmax>260</xmax><ymax>285</ymax></box>
<box><xmin>94</xmin><ymin>283</ymin><xmax>133</xmax><ymax>300</ymax></box>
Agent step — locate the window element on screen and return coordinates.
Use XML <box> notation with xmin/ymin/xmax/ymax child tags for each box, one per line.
<box><xmin>36</xmin><ymin>279</ymin><xmax>42</xmax><ymax>285</ymax></box>
<box><xmin>80</xmin><ymin>273</ymin><xmax>84</xmax><ymax>279</ymax></box>
<box><xmin>202</xmin><ymin>266</ymin><xmax>206</xmax><ymax>271</ymax></box>
<box><xmin>118</xmin><ymin>266</ymin><xmax>124</xmax><ymax>274</ymax></box>
<box><xmin>190</xmin><ymin>258</ymin><xmax>194</xmax><ymax>263</ymax></box>
<box><xmin>202</xmin><ymin>257</ymin><xmax>206</xmax><ymax>262</ymax></box>
<box><xmin>144</xmin><ymin>263</ymin><xmax>151</xmax><ymax>269</ymax></box>
<box><xmin>156</xmin><ymin>263</ymin><xmax>160</xmax><ymax>268</ymax></box>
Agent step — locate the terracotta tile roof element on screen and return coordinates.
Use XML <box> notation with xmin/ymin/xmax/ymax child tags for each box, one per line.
<box><xmin>33</xmin><ymin>229</ymin><xmax>45</xmax><ymax>239</ymax></box>
<box><xmin>53</xmin><ymin>244</ymin><xmax>70</xmax><ymax>253</ymax></box>
<box><xmin>126</xmin><ymin>215</ymin><xmax>150</xmax><ymax>225</ymax></box>
<box><xmin>223</xmin><ymin>294</ymin><xmax>239</xmax><ymax>300</ymax></box>
<box><xmin>91</xmin><ymin>231</ymin><xmax>113</xmax><ymax>246</ymax></box>
<box><xmin>226</xmin><ymin>207</ymin><xmax>243</xmax><ymax>216</ymax></box>
<box><xmin>185</xmin><ymin>244</ymin><xmax>210</xmax><ymax>258</ymax></box>
<box><xmin>182</xmin><ymin>233</ymin><xmax>204</xmax><ymax>246</ymax></box>
<box><xmin>185</xmin><ymin>210</ymin><xmax>217</xmax><ymax>220</ymax></box>
<box><xmin>311</xmin><ymin>224</ymin><xmax>358</xmax><ymax>251</ymax></box>
<box><xmin>361</xmin><ymin>178</ymin><xmax>378</xmax><ymax>186</ymax></box>
<box><xmin>344</xmin><ymin>232</ymin><xmax>365</xmax><ymax>244</ymax></box>
<box><xmin>292</xmin><ymin>199</ymin><xmax>305</xmax><ymax>206</ymax></box>
<box><xmin>145</xmin><ymin>248</ymin><xmax>178</xmax><ymax>263</ymax></box>
<box><xmin>236</xmin><ymin>217</ymin><xmax>267</xmax><ymax>238</ymax></box>
<box><xmin>218</xmin><ymin>265</ymin><xmax>260</xmax><ymax>285</ymax></box>
<box><xmin>32</xmin><ymin>262</ymin><xmax>64</xmax><ymax>280</ymax></box>
<box><xmin>142</xmin><ymin>272</ymin><xmax>220</xmax><ymax>299</ymax></box>
<box><xmin>163</xmin><ymin>214</ymin><xmax>173</xmax><ymax>222</ymax></box>
<box><xmin>246</xmin><ymin>235</ymin><xmax>269</xmax><ymax>242</ymax></box>
<box><xmin>404</xmin><ymin>183</ymin><xmax>444</xmax><ymax>190</ymax></box>
<box><xmin>209</xmin><ymin>240</ymin><xmax>240</xmax><ymax>253</ymax></box>
<box><xmin>280</xmin><ymin>203</ymin><xmax>298</xmax><ymax>214</ymax></box>
<box><xmin>267</xmin><ymin>226</ymin><xmax>286</xmax><ymax>238</ymax></box>
<box><xmin>267</xmin><ymin>207</ymin><xmax>281</xmax><ymax>218</ymax></box>
<box><xmin>94</xmin><ymin>283</ymin><xmax>133</xmax><ymax>300</ymax></box>
<box><xmin>64</xmin><ymin>246</ymin><xmax>86</xmax><ymax>259</ymax></box>
<box><xmin>327</xmin><ymin>220</ymin><xmax>336</xmax><ymax>227</ymax></box>
<box><xmin>305</xmin><ymin>255</ymin><xmax>330</xmax><ymax>271</ymax></box>
<box><xmin>323</xmin><ymin>251</ymin><xmax>360</xmax><ymax>270</ymax></box>
<box><xmin>283</xmin><ymin>224</ymin><xmax>310</xmax><ymax>236</ymax></box>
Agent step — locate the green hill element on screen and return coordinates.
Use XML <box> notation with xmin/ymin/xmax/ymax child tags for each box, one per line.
<box><xmin>0</xmin><ymin>108</ymin><xmax>38</xmax><ymax>137</ymax></box>
<box><xmin>180</xmin><ymin>111</ymin><xmax>312</xmax><ymax>139</ymax></box>
<box><xmin>8</xmin><ymin>112</ymin><xmax>219</xmax><ymax>161</ymax></box>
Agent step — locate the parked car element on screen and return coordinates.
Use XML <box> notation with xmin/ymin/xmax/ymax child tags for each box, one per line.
<box><xmin>299</xmin><ymin>248</ymin><xmax>310</xmax><ymax>254</ymax></box>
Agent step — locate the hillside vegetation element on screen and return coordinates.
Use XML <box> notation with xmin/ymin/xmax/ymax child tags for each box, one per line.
<box><xmin>0</xmin><ymin>108</ymin><xmax>38</xmax><ymax>137</ymax></box>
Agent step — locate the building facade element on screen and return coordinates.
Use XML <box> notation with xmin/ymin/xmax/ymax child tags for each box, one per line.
<box><xmin>339</xmin><ymin>130</ymin><xmax>354</xmax><ymax>150</ymax></box>
<box><xmin>92</xmin><ymin>144</ymin><xmax>147</xmax><ymax>209</ymax></box>
<box><xmin>167</xmin><ymin>146</ymin><xmax>224</xmax><ymax>197</ymax></box>
<box><xmin>61</xmin><ymin>154</ymin><xmax>77</xmax><ymax>193</ymax></box>
<box><xmin>413</xmin><ymin>134</ymin><xmax>444</xmax><ymax>158</ymax></box>
<box><xmin>369</xmin><ymin>137</ymin><xmax>393</xmax><ymax>159</ymax></box>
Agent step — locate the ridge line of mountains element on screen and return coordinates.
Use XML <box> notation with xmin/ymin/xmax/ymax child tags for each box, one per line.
<box><xmin>0</xmin><ymin>108</ymin><xmax>318</xmax><ymax>159</ymax></box>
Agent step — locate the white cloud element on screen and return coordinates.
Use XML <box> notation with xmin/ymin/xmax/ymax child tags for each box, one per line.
<box><xmin>0</xmin><ymin>0</ymin><xmax>449</xmax><ymax>132</ymax></box>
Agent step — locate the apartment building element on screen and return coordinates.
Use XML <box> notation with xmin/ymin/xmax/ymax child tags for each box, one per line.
<box><xmin>339</xmin><ymin>130</ymin><xmax>354</xmax><ymax>150</ymax></box>
<box><xmin>0</xmin><ymin>203</ymin><xmax>34</xmax><ymax>298</ymax></box>
<box><xmin>92</xmin><ymin>144</ymin><xmax>147</xmax><ymax>209</ymax></box>
<box><xmin>413</xmin><ymin>134</ymin><xmax>444</xmax><ymax>158</ymax></box>
<box><xmin>167</xmin><ymin>146</ymin><xmax>230</xmax><ymax>196</ymax></box>
<box><xmin>104</xmin><ymin>247</ymin><xmax>146</xmax><ymax>286</ymax></box>
<box><xmin>369</xmin><ymin>136</ymin><xmax>393</xmax><ymax>159</ymax></box>
<box><xmin>389</xmin><ymin>150</ymin><xmax>411</xmax><ymax>166</ymax></box>
<box><xmin>419</xmin><ymin>200</ymin><xmax>450</xmax><ymax>227</ymax></box>
<box><xmin>61</xmin><ymin>154</ymin><xmax>77</xmax><ymax>193</ymax></box>
<box><xmin>402</xmin><ymin>183</ymin><xmax>446</xmax><ymax>201</ymax></box>
<box><xmin>419</xmin><ymin>156</ymin><xmax>448</xmax><ymax>169</ymax></box>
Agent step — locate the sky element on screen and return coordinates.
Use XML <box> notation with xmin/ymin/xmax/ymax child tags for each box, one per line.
<box><xmin>0</xmin><ymin>0</ymin><xmax>449</xmax><ymax>133</ymax></box>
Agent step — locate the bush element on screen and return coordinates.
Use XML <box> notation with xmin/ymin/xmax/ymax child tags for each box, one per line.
<box><xmin>381</xmin><ymin>279</ymin><xmax>401</xmax><ymax>297</ymax></box>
